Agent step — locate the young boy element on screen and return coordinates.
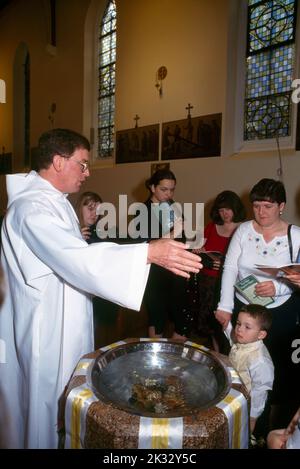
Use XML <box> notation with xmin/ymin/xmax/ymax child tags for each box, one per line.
<box><xmin>229</xmin><ymin>304</ymin><xmax>274</xmax><ymax>437</ymax></box>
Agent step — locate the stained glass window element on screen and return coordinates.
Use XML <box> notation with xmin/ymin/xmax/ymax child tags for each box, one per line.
<box><xmin>98</xmin><ymin>0</ymin><xmax>116</xmax><ymax>158</ymax></box>
<box><xmin>244</xmin><ymin>0</ymin><xmax>297</xmax><ymax>140</ymax></box>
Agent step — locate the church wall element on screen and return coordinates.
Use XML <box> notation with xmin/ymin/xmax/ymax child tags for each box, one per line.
<box><xmin>1</xmin><ymin>0</ymin><xmax>300</xmax><ymax>225</ymax></box>
<box><xmin>0</xmin><ymin>0</ymin><xmax>89</xmax><ymax>160</ymax></box>
<box><xmin>0</xmin><ymin>0</ymin><xmax>90</xmax><ymax>209</ymax></box>
<box><xmin>115</xmin><ymin>0</ymin><xmax>227</xmax><ymax>129</ymax></box>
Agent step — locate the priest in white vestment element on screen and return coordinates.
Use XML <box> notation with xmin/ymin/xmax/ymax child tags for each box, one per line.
<box><xmin>0</xmin><ymin>128</ymin><xmax>201</xmax><ymax>449</ymax></box>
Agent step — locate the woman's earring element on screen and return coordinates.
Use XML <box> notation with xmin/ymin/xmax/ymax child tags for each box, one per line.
<box><xmin>279</xmin><ymin>211</ymin><xmax>283</xmax><ymax>215</ymax></box>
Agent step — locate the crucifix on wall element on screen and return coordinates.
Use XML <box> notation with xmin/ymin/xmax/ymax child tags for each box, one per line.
<box><xmin>185</xmin><ymin>103</ymin><xmax>194</xmax><ymax>142</ymax></box>
<box><xmin>134</xmin><ymin>114</ymin><xmax>140</xmax><ymax>128</ymax></box>
<box><xmin>186</xmin><ymin>103</ymin><xmax>193</xmax><ymax>118</ymax></box>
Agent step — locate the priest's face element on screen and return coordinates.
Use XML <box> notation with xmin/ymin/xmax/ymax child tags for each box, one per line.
<box><xmin>61</xmin><ymin>148</ymin><xmax>90</xmax><ymax>193</ymax></box>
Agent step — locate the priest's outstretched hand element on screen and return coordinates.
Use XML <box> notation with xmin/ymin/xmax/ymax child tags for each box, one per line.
<box><xmin>147</xmin><ymin>238</ymin><xmax>202</xmax><ymax>278</ymax></box>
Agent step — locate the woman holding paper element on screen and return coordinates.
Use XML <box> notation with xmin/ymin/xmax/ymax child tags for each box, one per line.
<box><xmin>215</xmin><ymin>178</ymin><xmax>300</xmax><ymax>429</ymax></box>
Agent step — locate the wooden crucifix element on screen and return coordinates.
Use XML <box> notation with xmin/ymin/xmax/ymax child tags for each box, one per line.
<box><xmin>186</xmin><ymin>103</ymin><xmax>193</xmax><ymax>118</ymax></box>
<box><xmin>134</xmin><ymin>114</ymin><xmax>140</xmax><ymax>128</ymax></box>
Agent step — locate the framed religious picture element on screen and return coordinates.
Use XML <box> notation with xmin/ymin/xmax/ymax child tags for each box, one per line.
<box><xmin>161</xmin><ymin>113</ymin><xmax>222</xmax><ymax>160</ymax></box>
<box><xmin>116</xmin><ymin>124</ymin><xmax>159</xmax><ymax>164</ymax></box>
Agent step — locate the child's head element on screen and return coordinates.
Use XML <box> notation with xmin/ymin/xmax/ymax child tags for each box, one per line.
<box><xmin>235</xmin><ymin>304</ymin><xmax>272</xmax><ymax>344</ymax></box>
<box><xmin>76</xmin><ymin>191</ymin><xmax>102</xmax><ymax>227</ymax></box>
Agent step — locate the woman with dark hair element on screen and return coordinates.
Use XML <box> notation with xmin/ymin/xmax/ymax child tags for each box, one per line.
<box><xmin>191</xmin><ymin>190</ymin><xmax>246</xmax><ymax>351</ymax></box>
<box><xmin>140</xmin><ymin>169</ymin><xmax>187</xmax><ymax>339</ymax></box>
<box><xmin>215</xmin><ymin>178</ymin><xmax>300</xmax><ymax>431</ymax></box>
<box><xmin>210</xmin><ymin>191</ymin><xmax>246</xmax><ymax>225</ymax></box>
<box><xmin>146</xmin><ymin>168</ymin><xmax>177</xmax><ymax>191</ymax></box>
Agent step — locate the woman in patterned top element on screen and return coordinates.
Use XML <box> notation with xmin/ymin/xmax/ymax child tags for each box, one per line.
<box><xmin>215</xmin><ymin>178</ymin><xmax>300</xmax><ymax>430</ymax></box>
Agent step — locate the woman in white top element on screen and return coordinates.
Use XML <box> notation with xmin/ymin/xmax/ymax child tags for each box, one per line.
<box><xmin>215</xmin><ymin>178</ymin><xmax>300</xmax><ymax>430</ymax></box>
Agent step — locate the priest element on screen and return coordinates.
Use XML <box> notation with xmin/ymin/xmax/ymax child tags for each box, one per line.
<box><xmin>0</xmin><ymin>128</ymin><xmax>201</xmax><ymax>449</ymax></box>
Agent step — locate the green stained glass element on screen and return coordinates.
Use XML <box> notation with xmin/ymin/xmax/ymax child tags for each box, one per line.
<box><xmin>99</xmin><ymin>64</ymin><xmax>115</xmax><ymax>97</ymax></box>
<box><xmin>248</xmin><ymin>0</ymin><xmax>296</xmax><ymax>53</ymax></box>
<box><xmin>98</xmin><ymin>0</ymin><xmax>116</xmax><ymax>158</ymax></box>
<box><xmin>244</xmin><ymin>94</ymin><xmax>291</xmax><ymax>139</ymax></box>
<box><xmin>244</xmin><ymin>1</ymin><xmax>297</xmax><ymax>140</ymax></box>
<box><xmin>246</xmin><ymin>45</ymin><xmax>294</xmax><ymax>99</ymax></box>
<box><xmin>101</xmin><ymin>1</ymin><xmax>116</xmax><ymax>35</ymax></box>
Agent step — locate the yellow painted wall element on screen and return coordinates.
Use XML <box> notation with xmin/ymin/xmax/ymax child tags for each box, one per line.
<box><xmin>1</xmin><ymin>0</ymin><xmax>300</xmax><ymax>226</ymax></box>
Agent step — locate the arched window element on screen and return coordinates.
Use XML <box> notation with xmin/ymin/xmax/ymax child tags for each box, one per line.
<box><xmin>98</xmin><ymin>0</ymin><xmax>116</xmax><ymax>158</ymax></box>
<box><xmin>244</xmin><ymin>0</ymin><xmax>297</xmax><ymax>141</ymax></box>
<box><xmin>223</xmin><ymin>0</ymin><xmax>299</xmax><ymax>156</ymax></box>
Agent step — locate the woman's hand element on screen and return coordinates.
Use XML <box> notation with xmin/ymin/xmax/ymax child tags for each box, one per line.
<box><xmin>254</xmin><ymin>280</ymin><xmax>276</xmax><ymax>297</ymax></box>
<box><xmin>81</xmin><ymin>226</ymin><xmax>91</xmax><ymax>241</ymax></box>
<box><xmin>212</xmin><ymin>258</ymin><xmax>222</xmax><ymax>270</ymax></box>
<box><xmin>161</xmin><ymin>218</ymin><xmax>183</xmax><ymax>240</ymax></box>
<box><xmin>214</xmin><ymin>309</ymin><xmax>232</xmax><ymax>330</ymax></box>
<box><xmin>267</xmin><ymin>428</ymin><xmax>289</xmax><ymax>449</ymax></box>
<box><xmin>170</xmin><ymin>217</ymin><xmax>184</xmax><ymax>239</ymax></box>
<box><xmin>283</xmin><ymin>272</ymin><xmax>300</xmax><ymax>288</ymax></box>
<box><xmin>267</xmin><ymin>407</ymin><xmax>300</xmax><ymax>449</ymax></box>
<box><xmin>286</xmin><ymin>407</ymin><xmax>300</xmax><ymax>436</ymax></box>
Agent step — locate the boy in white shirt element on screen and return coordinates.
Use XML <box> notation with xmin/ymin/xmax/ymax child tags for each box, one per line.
<box><xmin>229</xmin><ymin>304</ymin><xmax>274</xmax><ymax>440</ymax></box>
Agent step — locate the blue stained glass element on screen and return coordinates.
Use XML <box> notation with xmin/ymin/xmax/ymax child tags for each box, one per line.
<box><xmin>98</xmin><ymin>0</ymin><xmax>116</xmax><ymax>158</ymax></box>
<box><xmin>248</xmin><ymin>0</ymin><xmax>295</xmax><ymax>53</ymax></box>
<box><xmin>245</xmin><ymin>1</ymin><xmax>296</xmax><ymax>140</ymax></box>
<box><xmin>246</xmin><ymin>45</ymin><xmax>294</xmax><ymax>99</ymax></box>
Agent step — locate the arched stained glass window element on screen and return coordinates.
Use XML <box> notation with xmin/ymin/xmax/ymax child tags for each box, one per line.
<box><xmin>244</xmin><ymin>0</ymin><xmax>297</xmax><ymax>140</ymax></box>
<box><xmin>98</xmin><ymin>0</ymin><xmax>116</xmax><ymax>158</ymax></box>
